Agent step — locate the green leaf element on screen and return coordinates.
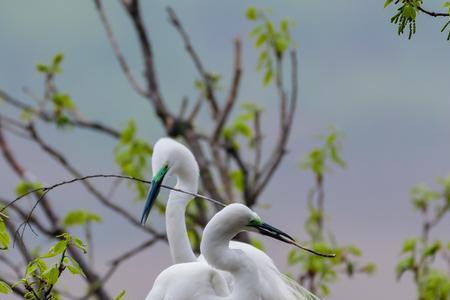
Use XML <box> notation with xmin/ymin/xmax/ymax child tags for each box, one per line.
<box><xmin>346</xmin><ymin>245</ymin><xmax>362</xmax><ymax>257</ymax></box>
<box><xmin>0</xmin><ymin>281</ymin><xmax>12</xmax><ymax>294</ymax></box>
<box><xmin>287</xmin><ymin>249</ymin><xmax>302</xmax><ymax>265</ymax></box>
<box><xmin>246</xmin><ymin>7</ymin><xmax>258</xmax><ymax>20</ymax></box>
<box><xmin>120</xmin><ymin>120</ymin><xmax>136</xmax><ymax>144</ymax></box>
<box><xmin>319</xmin><ymin>283</ymin><xmax>330</xmax><ymax>296</ymax></box>
<box><xmin>0</xmin><ymin>217</ymin><xmax>10</xmax><ymax>250</ymax></box>
<box><xmin>230</xmin><ymin>170</ymin><xmax>244</xmax><ymax>192</ymax></box>
<box><xmin>52</xmin><ymin>53</ymin><xmax>64</xmax><ymax>66</ymax></box>
<box><xmin>249</xmin><ymin>25</ymin><xmax>263</xmax><ymax>37</ymax></box>
<box><xmin>41</xmin><ymin>241</ymin><xmax>67</xmax><ymax>258</ymax></box>
<box><xmin>36</xmin><ymin>63</ymin><xmax>49</xmax><ymax>73</ymax></box>
<box><xmin>42</xmin><ymin>266</ymin><xmax>59</xmax><ymax>285</ymax></box>
<box><xmin>423</xmin><ymin>240</ymin><xmax>441</xmax><ymax>258</ymax></box>
<box><xmin>114</xmin><ymin>290</ymin><xmax>127</xmax><ymax>300</ymax></box>
<box><xmin>396</xmin><ymin>256</ymin><xmax>415</xmax><ymax>280</ymax></box>
<box><xmin>280</xmin><ymin>19</ymin><xmax>289</xmax><ymax>33</ymax></box>
<box><xmin>402</xmin><ymin>237</ymin><xmax>417</xmax><ymax>253</ymax></box>
<box><xmin>255</xmin><ymin>34</ymin><xmax>267</xmax><ymax>47</ymax></box>
<box><xmin>263</xmin><ymin>69</ymin><xmax>273</xmax><ymax>86</ymax></box>
<box><xmin>362</xmin><ymin>263</ymin><xmax>377</xmax><ymax>274</ymax></box>
<box><xmin>63</xmin><ymin>210</ymin><xmax>102</xmax><ymax>227</ymax></box>
<box><xmin>52</xmin><ymin>93</ymin><xmax>75</xmax><ymax>110</ymax></box>
<box><xmin>384</xmin><ymin>0</ymin><xmax>393</xmax><ymax>8</ymax></box>
<box><xmin>15</xmin><ymin>181</ymin><xmax>42</xmax><ymax>197</ymax></box>
<box><xmin>274</xmin><ymin>35</ymin><xmax>289</xmax><ymax>53</ymax></box>
<box><xmin>67</xmin><ymin>257</ymin><xmax>84</xmax><ymax>277</ymax></box>
<box><xmin>250</xmin><ymin>239</ymin><xmax>265</xmax><ymax>251</ymax></box>
<box><xmin>74</xmin><ymin>237</ymin><xmax>87</xmax><ymax>254</ymax></box>
<box><xmin>402</xmin><ymin>5</ymin><xmax>416</xmax><ymax>19</ymax></box>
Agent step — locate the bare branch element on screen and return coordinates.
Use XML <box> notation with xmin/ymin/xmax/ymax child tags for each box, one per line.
<box><xmin>253</xmin><ymin>50</ymin><xmax>299</xmax><ymax>201</ymax></box>
<box><xmin>404</xmin><ymin>0</ymin><xmax>450</xmax><ymax>17</ymax></box>
<box><xmin>211</xmin><ymin>38</ymin><xmax>242</xmax><ymax>143</ymax></box>
<box><xmin>166</xmin><ymin>6</ymin><xmax>219</xmax><ymax>118</ymax></box>
<box><xmin>93</xmin><ymin>0</ymin><xmax>148</xmax><ymax>97</ymax></box>
<box><xmin>121</xmin><ymin>0</ymin><xmax>173</xmax><ymax>127</ymax></box>
<box><xmin>252</xmin><ymin>110</ymin><xmax>263</xmax><ymax>183</ymax></box>
<box><xmin>187</xmin><ymin>93</ymin><xmax>203</xmax><ymax>123</ymax></box>
<box><xmin>178</xmin><ymin>96</ymin><xmax>189</xmax><ymax>119</ymax></box>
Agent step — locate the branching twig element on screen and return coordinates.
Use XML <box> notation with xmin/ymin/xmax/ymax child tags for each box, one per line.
<box><xmin>0</xmin><ymin>89</ymin><xmax>120</xmax><ymax>139</ymax></box>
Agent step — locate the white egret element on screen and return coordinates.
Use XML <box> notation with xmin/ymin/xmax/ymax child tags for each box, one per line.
<box><xmin>141</xmin><ymin>138</ymin><xmax>328</xmax><ymax>299</ymax></box>
<box><xmin>145</xmin><ymin>203</ymin><xmax>320</xmax><ymax>300</ymax></box>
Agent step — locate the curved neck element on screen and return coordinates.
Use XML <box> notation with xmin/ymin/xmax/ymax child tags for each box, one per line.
<box><xmin>201</xmin><ymin>224</ymin><xmax>260</xmax><ymax>299</ymax></box>
<box><xmin>166</xmin><ymin>176</ymin><xmax>197</xmax><ymax>264</ymax></box>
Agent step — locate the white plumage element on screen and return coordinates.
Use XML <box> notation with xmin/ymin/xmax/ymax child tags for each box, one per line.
<box><xmin>142</xmin><ymin>138</ymin><xmax>320</xmax><ymax>300</ymax></box>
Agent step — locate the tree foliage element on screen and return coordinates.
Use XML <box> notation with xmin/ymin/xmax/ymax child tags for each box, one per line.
<box><xmin>287</xmin><ymin>128</ymin><xmax>375</xmax><ymax>296</ymax></box>
<box><xmin>384</xmin><ymin>0</ymin><xmax>450</xmax><ymax>40</ymax></box>
<box><xmin>397</xmin><ymin>176</ymin><xmax>450</xmax><ymax>300</ymax></box>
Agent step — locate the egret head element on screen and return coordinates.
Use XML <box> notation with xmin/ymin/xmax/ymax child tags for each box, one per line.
<box><xmin>209</xmin><ymin>204</ymin><xmax>336</xmax><ymax>258</ymax></box>
<box><xmin>209</xmin><ymin>204</ymin><xmax>296</xmax><ymax>245</ymax></box>
<box><xmin>140</xmin><ymin>138</ymin><xmax>199</xmax><ymax>225</ymax></box>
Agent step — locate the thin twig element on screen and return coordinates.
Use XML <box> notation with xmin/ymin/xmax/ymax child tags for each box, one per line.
<box><xmin>254</xmin><ymin>50</ymin><xmax>299</xmax><ymax>201</ymax></box>
<box><xmin>121</xmin><ymin>0</ymin><xmax>172</xmax><ymax>127</ymax></box>
<box><xmin>166</xmin><ymin>6</ymin><xmax>219</xmax><ymax>118</ymax></box>
<box><xmin>93</xmin><ymin>0</ymin><xmax>148</xmax><ymax>97</ymax></box>
<box><xmin>0</xmin><ymin>89</ymin><xmax>120</xmax><ymax>139</ymax></box>
<box><xmin>1</xmin><ymin>174</ymin><xmax>226</xmax><ymax>216</ymax></box>
<box><xmin>211</xmin><ymin>38</ymin><xmax>242</xmax><ymax>142</ymax></box>
<box><xmin>187</xmin><ymin>93</ymin><xmax>203</xmax><ymax>123</ymax></box>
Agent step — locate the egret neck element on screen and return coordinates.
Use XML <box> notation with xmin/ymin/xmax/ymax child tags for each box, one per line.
<box><xmin>166</xmin><ymin>177</ymin><xmax>197</xmax><ymax>263</ymax></box>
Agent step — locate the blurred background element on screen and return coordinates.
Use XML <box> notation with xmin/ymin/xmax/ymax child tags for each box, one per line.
<box><xmin>1</xmin><ymin>1</ymin><xmax>450</xmax><ymax>299</ymax></box>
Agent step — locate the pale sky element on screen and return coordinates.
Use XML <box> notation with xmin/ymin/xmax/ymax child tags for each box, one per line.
<box><xmin>1</xmin><ymin>1</ymin><xmax>450</xmax><ymax>299</ymax></box>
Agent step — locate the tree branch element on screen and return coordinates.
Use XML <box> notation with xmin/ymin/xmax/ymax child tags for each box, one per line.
<box><xmin>166</xmin><ymin>6</ymin><xmax>219</xmax><ymax>118</ymax></box>
<box><xmin>211</xmin><ymin>38</ymin><xmax>242</xmax><ymax>142</ymax></box>
<box><xmin>253</xmin><ymin>50</ymin><xmax>298</xmax><ymax>201</ymax></box>
<box><xmin>0</xmin><ymin>89</ymin><xmax>120</xmax><ymax>139</ymax></box>
<box><xmin>93</xmin><ymin>0</ymin><xmax>148</xmax><ymax>97</ymax></box>
<box><xmin>121</xmin><ymin>0</ymin><xmax>173</xmax><ymax>128</ymax></box>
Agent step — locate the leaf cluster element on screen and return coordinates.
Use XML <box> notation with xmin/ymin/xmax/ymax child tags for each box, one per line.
<box><xmin>396</xmin><ymin>176</ymin><xmax>450</xmax><ymax>300</ymax></box>
<box><xmin>33</xmin><ymin>53</ymin><xmax>77</xmax><ymax>128</ymax></box>
<box><xmin>246</xmin><ymin>6</ymin><xmax>294</xmax><ymax>85</ymax></box>
<box><xmin>287</xmin><ymin>128</ymin><xmax>374</xmax><ymax>296</ymax></box>
<box><xmin>1</xmin><ymin>233</ymin><xmax>86</xmax><ymax>299</ymax></box>
<box><xmin>301</xmin><ymin>126</ymin><xmax>346</xmax><ymax>178</ymax></box>
<box><xmin>114</xmin><ymin>120</ymin><xmax>153</xmax><ymax>200</ymax></box>
<box><xmin>385</xmin><ymin>0</ymin><xmax>450</xmax><ymax>40</ymax></box>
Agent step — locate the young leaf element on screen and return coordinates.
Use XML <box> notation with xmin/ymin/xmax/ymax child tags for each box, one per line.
<box><xmin>246</xmin><ymin>7</ymin><xmax>258</xmax><ymax>20</ymax></box>
<box><xmin>0</xmin><ymin>217</ymin><xmax>10</xmax><ymax>250</ymax></box>
<box><xmin>384</xmin><ymin>0</ymin><xmax>393</xmax><ymax>8</ymax></box>
<box><xmin>0</xmin><ymin>281</ymin><xmax>12</xmax><ymax>294</ymax></box>
<box><xmin>114</xmin><ymin>290</ymin><xmax>127</xmax><ymax>300</ymax></box>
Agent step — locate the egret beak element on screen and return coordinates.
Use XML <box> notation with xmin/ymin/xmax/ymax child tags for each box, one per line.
<box><xmin>251</xmin><ymin>222</ymin><xmax>336</xmax><ymax>258</ymax></box>
<box><xmin>140</xmin><ymin>165</ymin><xmax>169</xmax><ymax>225</ymax></box>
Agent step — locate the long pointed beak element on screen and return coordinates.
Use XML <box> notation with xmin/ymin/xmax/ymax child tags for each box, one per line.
<box><xmin>253</xmin><ymin>222</ymin><xmax>336</xmax><ymax>258</ymax></box>
<box><xmin>140</xmin><ymin>166</ymin><xmax>168</xmax><ymax>225</ymax></box>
